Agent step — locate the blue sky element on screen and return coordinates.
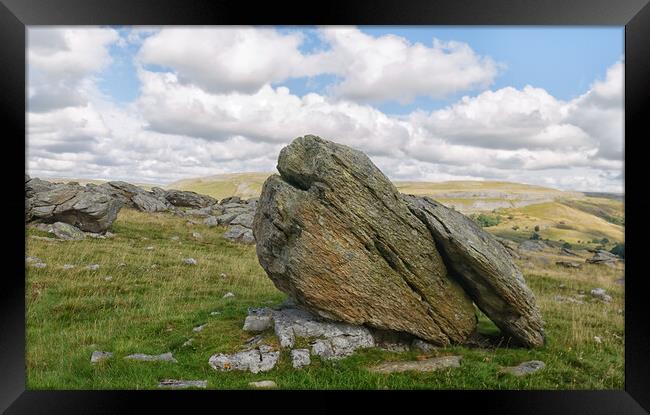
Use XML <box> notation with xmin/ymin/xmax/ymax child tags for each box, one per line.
<box><xmin>98</xmin><ymin>26</ymin><xmax>623</xmax><ymax>114</ymax></box>
<box><xmin>28</xmin><ymin>26</ymin><xmax>624</xmax><ymax>192</ymax></box>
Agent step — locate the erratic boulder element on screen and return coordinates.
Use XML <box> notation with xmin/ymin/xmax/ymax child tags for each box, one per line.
<box><xmin>165</xmin><ymin>189</ymin><xmax>217</xmax><ymax>208</ymax></box>
<box><xmin>96</xmin><ymin>181</ymin><xmax>172</xmax><ymax>212</ymax></box>
<box><xmin>402</xmin><ymin>195</ymin><xmax>545</xmax><ymax>348</ymax></box>
<box><xmin>28</xmin><ymin>183</ymin><xmax>122</xmax><ymax>233</ymax></box>
<box><xmin>253</xmin><ymin>135</ymin><xmax>477</xmax><ymax>346</ymax></box>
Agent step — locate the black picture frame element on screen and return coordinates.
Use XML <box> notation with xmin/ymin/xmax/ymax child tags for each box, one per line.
<box><xmin>2</xmin><ymin>0</ymin><xmax>648</xmax><ymax>413</ymax></box>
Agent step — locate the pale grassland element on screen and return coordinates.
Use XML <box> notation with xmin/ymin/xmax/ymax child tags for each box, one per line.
<box><xmin>488</xmin><ymin>201</ymin><xmax>624</xmax><ymax>245</ymax></box>
<box><xmin>25</xmin><ymin>208</ymin><xmax>624</xmax><ymax>390</ymax></box>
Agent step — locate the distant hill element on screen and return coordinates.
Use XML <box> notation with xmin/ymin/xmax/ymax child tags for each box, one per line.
<box><xmin>166</xmin><ymin>172</ymin><xmax>272</xmax><ymax>199</ymax></box>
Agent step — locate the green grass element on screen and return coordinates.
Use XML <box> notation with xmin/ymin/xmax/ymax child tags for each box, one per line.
<box><xmin>26</xmin><ymin>209</ymin><xmax>624</xmax><ymax>390</ymax></box>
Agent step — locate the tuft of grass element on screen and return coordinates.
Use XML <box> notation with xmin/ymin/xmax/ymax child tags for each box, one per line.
<box><xmin>26</xmin><ymin>209</ymin><xmax>624</xmax><ymax>390</ymax></box>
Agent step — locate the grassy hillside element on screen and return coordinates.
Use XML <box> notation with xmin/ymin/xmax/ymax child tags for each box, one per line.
<box><xmin>485</xmin><ymin>201</ymin><xmax>624</xmax><ymax>246</ymax></box>
<box><xmin>26</xmin><ymin>209</ymin><xmax>624</xmax><ymax>390</ymax></box>
<box><xmin>167</xmin><ymin>173</ymin><xmax>272</xmax><ymax>200</ymax></box>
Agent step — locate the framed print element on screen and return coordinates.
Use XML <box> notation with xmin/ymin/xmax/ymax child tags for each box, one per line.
<box><xmin>2</xmin><ymin>0</ymin><xmax>649</xmax><ymax>413</ymax></box>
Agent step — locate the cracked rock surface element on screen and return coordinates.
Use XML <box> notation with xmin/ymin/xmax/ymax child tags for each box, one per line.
<box><xmin>402</xmin><ymin>195</ymin><xmax>545</xmax><ymax>348</ymax></box>
<box><xmin>208</xmin><ymin>345</ymin><xmax>280</xmax><ymax>373</ymax></box>
<box><xmin>253</xmin><ymin>135</ymin><xmax>477</xmax><ymax>346</ymax></box>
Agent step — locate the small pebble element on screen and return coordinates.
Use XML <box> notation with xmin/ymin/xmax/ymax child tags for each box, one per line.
<box><xmin>62</xmin><ymin>264</ymin><xmax>75</xmax><ymax>270</ymax></box>
<box><xmin>145</xmin><ymin>246</ymin><xmax>154</xmax><ymax>251</ymax></box>
<box><xmin>32</xmin><ymin>262</ymin><xmax>47</xmax><ymax>268</ymax></box>
<box><xmin>86</xmin><ymin>264</ymin><xmax>100</xmax><ymax>270</ymax></box>
<box><xmin>210</xmin><ymin>311</ymin><xmax>221</xmax><ymax>316</ymax></box>
<box><xmin>171</xmin><ymin>236</ymin><xmax>180</xmax><ymax>241</ymax></box>
<box><xmin>90</xmin><ymin>351</ymin><xmax>113</xmax><ymax>364</ymax></box>
<box><xmin>594</xmin><ymin>336</ymin><xmax>602</xmax><ymax>344</ymax></box>
<box><xmin>193</xmin><ymin>324</ymin><xmax>207</xmax><ymax>333</ymax></box>
<box><xmin>248</xmin><ymin>380</ymin><xmax>277</xmax><ymax>389</ymax></box>
<box><xmin>104</xmin><ymin>276</ymin><xmax>113</xmax><ymax>281</ymax></box>
<box><xmin>223</xmin><ymin>292</ymin><xmax>235</xmax><ymax>299</ymax></box>
<box><xmin>182</xmin><ymin>338</ymin><xmax>194</xmax><ymax>347</ymax></box>
<box><xmin>117</xmin><ymin>262</ymin><xmax>127</xmax><ymax>267</ymax></box>
<box><xmin>192</xmin><ymin>232</ymin><xmax>202</xmax><ymax>240</ymax></box>
<box><xmin>184</xmin><ymin>258</ymin><xmax>198</xmax><ymax>265</ymax></box>
<box><xmin>219</xmin><ymin>273</ymin><xmax>228</xmax><ymax>278</ymax></box>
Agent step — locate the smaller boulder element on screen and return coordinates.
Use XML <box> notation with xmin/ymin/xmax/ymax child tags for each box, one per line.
<box><xmin>290</xmin><ymin>349</ymin><xmax>311</xmax><ymax>369</ymax></box>
<box><xmin>499</xmin><ymin>360</ymin><xmax>545</xmax><ymax>376</ymax></box>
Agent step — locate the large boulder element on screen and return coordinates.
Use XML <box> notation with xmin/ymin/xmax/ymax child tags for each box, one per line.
<box><xmin>165</xmin><ymin>189</ymin><xmax>217</xmax><ymax>208</ymax></box>
<box><xmin>28</xmin><ymin>183</ymin><xmax>122</xmax><ymax>233</ymax></box>
<box><xmin>402</xmin><ymin>195</ymin><xmax>545</xmax><ymax>348</ymax></box>
<box><xmin>96</xmin><ymin>181</ymin><xmax>172</xmax><ymax>212</ymax></box>
<box><xmin>253</xmin><ymin>135</ymin><xmax>477</xmax><ymax>346</ymax></box>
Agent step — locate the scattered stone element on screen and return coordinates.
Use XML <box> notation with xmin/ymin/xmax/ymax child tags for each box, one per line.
<box><xmin>614</xmin><ymin>278</ymin><xmax>624</xmax><ymax>286</ymax></box>
<box><xmin>203</xmin><ymin>216</ymin><xmax>219</xmax><ymax>227</ymax></box>
<box><xmin>192</xmin><ymin>232</ymin><xmax>202</xmax><ymax>240</ymax></box>
<box><xmin>27</xmin><ymin>182</ymin><xmax>122</xmax><ymax>233</ymax></box>
<box><xmin>553</xmin><ymin>295</ymin><xmax>584</xmax><ymax>305</ymax></box>
<box><xmin>31</xmin><ymin>262</ymin><xmax>47</xmax><ymax>268</ymax></box>
<box><xmin>86</xmin><ymin>264</ymin><xmax>100</xmax><ymax>271</ymax></box>
<box><xmin>223</xmin><ymin>292</ymin><xmax>235</xmax><ymax>299</ymax></box>
<box><xmin>215</xmin><ymin>212</ymin><xmax>240</xmax><ymax>225</ymax></box>
<box><xmin>411</xmin><ymin>339</ymin><xmax>437</xmax><ymax>353</ymax></box>
<box><xmin>145</xmin><ymin>246</ymin><xmax>154</xmax><ymax>251</ymax></box>
<box><xmin>96</xmin><ymin>181</ymin><xmax>171</xmax><ymax>212</ymax></box>
<box><xmin>291</xmin><ymin>349</ymin><xmax>311</xmax><ymax>369</ymax></box>
<box><xmin>556</xmin><ymin>261</ymin><xmax>582</xmax><ymax>269</ymax></box>
<box><xmin>594</xmin><ymin>336</ymin><xmax>603</xmax><ymax>344</ymax></box>
<box><xmin>170</xmin><ymin>236</ymin><xmax>180</xmax><ymax>241</ymax></box>
<box><xmin>586</xmin><ymin>250</ymin><xmax>619</xmax><ymax>267</ymax></box>
<box><xmin>90</xmin><ymin>351</ymin><xmax>113</xmax><ymax>364</ymax></box>
<box><xmin>183</xmin><ymin>258</ymin><xmax>198</xmax><ymax>265</ymax></box>
<box><xmin>231</xmin><ymin>212</ymin><xmax>254</xmax><ymax>228</ymax></box>
<box><xmin>25</xmin><ymin>256</ymin><xmax>42</xmax><ymax>263</ymax></box>
<box><xmin>117</xmin><ymin>262</ymin><xmax>127</xmax><ymax>267</ymax></box>
<box><xmin>164</xmin><ymin>189</ymin><xmax>216</xmax><ymax>208</ymax></box>
<box><xmin>369</xmin><ymin>356</ymin><xmax>462</xmax><ymax>374</ymax></box>
<box><xmin>124</xmin><ymin>352</ymin><xmax>177</xmax><ymax>363</ymax></box>
<box><xmin>248</xmin><ymin>380</ymin><xmax>277</xmax><ymax>389</ymax></box>
<box><xmin>590</xmin><ymin>288</ymin><xmax>612</xmax><ymax>302</ymax></box>
<box><xmin>272</xmin><ymin>306</ymin><xmax>374</xmax><ymax>359</ymax></box>
<box><xmin>500</xmin><ymin>360</ymin><xmax>546</xmax><ymax>376</ymax></box>
<box><xmin>223</xmin><ymin>225</ymin><xmax>255</xmax><ymax>244</ymax></box>
<box><xmin>208</xmin><ymin>346</ymin><xmax>280</xmax><ymax>373</ymax></box>
<box><xmin>254</xmin><ymin>135</ymin><xmax>477</xmax><ymax>346</ymax></box>
<box><xmin>219</xmin><ymin>273</ymin><xmax>228</xmax><ymax>278</ymax></box>
<box><xmin>51</xmin><ymin>222</ymin><xmax>86</xmax><ymax>240</ymax></box>
<box><xmin>243</xmin><ymin>312</ymin><xmax>273</xmax><ymax>332</ymax></box>
<box><xmin>192</xmin><ymin>324</ymin><xmax>207</xmax><ymax>333</ymax></box>
<box><xmin>210</xmin><ymin>311</ymin><xmax>221</xmax><ymax>316</ymax></box>
<box><xmin>182</xmin><ymin>338</ymin><xmax>194</xmax><ymax>347</ymax></box>
<box><xmin>158</xmin><ymin>379</ymin><xmax>207</xmax><ymax>389</ymax></box>
<box><xmin>62</xmin><ymin>264</ymin><xmax>75</xmax><ymax>270</ymax></box>
<box><xmin>104</xmin><ymin>276</ymin><xmax>113</xmax><ymax>281</ymax></box>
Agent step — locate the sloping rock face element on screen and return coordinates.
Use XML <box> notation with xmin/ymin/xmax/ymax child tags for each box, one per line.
<box><xmin>27</xmin><ymin>183</ymin><xmax>122</xmax><ymax>233</ymax></box>
<box><xmin>402</xmin><ymin>195</ymin><xmax>545</xmax><ymax>348</ymax></box>
<box><xmin>253</xmin><ymin>135</ymin><xmax>477</xmax><ymax>346</ymax></box>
